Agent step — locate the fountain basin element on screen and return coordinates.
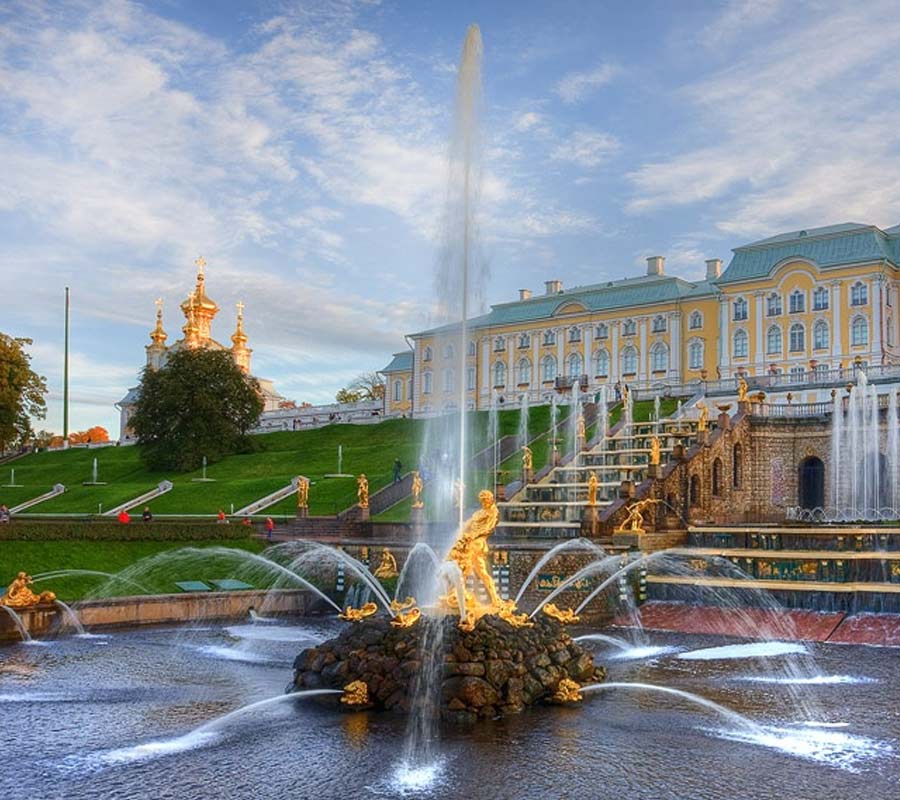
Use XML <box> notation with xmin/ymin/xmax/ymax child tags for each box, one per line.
<box><xmin>292</xmin><ymin>615</ymin><xmax>605</xmax><ymax>723</ymax></box>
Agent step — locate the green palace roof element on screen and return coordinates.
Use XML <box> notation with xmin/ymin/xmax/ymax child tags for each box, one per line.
<box><xmin>379</xmin><ymin>351</ymin><xmax>414</xmax><ymax>373</ymax></box>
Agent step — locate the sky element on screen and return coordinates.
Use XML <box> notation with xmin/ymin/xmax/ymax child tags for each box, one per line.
<box><xmin>3</xmin><ymin>0</ymin><xmax>900</xmax><ymax>436</ymax></box>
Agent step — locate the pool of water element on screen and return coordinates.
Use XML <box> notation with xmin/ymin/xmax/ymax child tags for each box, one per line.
<box><xmin>1</xmin><ymin>617</ymin><xmax>897</xmax><ymax>799</ymax></box>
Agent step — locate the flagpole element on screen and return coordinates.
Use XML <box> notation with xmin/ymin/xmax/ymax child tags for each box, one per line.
<box><xmin>63</xmin><ymin>286</ymin><xmax>70</xmax><ymax>444</ymax></box>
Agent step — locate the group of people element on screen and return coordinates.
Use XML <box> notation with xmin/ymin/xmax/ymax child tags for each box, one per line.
<box><xmin>112</xmin><ymin>506</ymin><xmax>276</xmax><ymax>538</ymax></box>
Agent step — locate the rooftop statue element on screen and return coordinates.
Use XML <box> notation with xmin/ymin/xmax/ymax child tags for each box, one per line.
<box><xmin>1</xmin><ymin>572</ymin><xmax>55</xmax><ymax>608</ymax></box>
<box><xmin>697</xmin><ymin>402</ymin><xmax>709</xmax><ymax>432</ymax></box>
<box><xmin>737</xmin><ymin>377</ymin><xmax>749</xmax><ymax>403</ymax></box>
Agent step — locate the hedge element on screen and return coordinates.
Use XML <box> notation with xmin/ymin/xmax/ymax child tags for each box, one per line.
<box><xmin>0</xmin><ymin>520</ymin><xmax>255</xmax><ymax>541</ymax></box>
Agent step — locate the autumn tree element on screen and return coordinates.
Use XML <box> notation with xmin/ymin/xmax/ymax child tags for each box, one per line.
<box><xmin>129</xmin><ymin>348</ymin><xmax>264</xmax><ymax>472</ymax></box>
<box><xmin>0</xmin><ymin>333</ymin><xmax>48</xmax><ymax>452</ymax></box>
<box><xmin>68</xmin><ymin>426</ymin><xmax>110</xmax><ymax>444</ymax></box>
<box><xmin>336</xmin><ymin>372</ymin><xmax>385</xmax><ymax>404</ymax></box>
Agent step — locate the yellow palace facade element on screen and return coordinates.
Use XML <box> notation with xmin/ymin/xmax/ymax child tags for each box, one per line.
<box><xmin>381</xmin><ymin>222</ymin><xmax>900</xmax><ymax>416</ymax></box>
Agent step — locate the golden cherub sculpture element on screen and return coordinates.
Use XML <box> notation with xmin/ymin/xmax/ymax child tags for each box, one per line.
<box><xmin>1</xmin><ymin>572</ymin><xmax>55</xmax><ymax>608</ymax></box>
<box><xmin>522</xmin><ymin>445</ymin><xmax>533</xmax><ymax>472</ymax></box>
<box><xmin>737</xmin><ymin>376</ymin><xmax>749</xmax><ymax>403</ymax></box>
<box><xmin>615</xmin><ymin>498</ymin><xmax>660</xmax><ymax>534</ymax></box>
<box><xmin>442</xmin><ymin>490</ymin><xmax>531</xmax><ymax>630</ymax></box>
<box><xmin>552</xmin><ymin>678</ymin><xmax>583</xmax><ymax>703</ymax></box>
<box><xmin>390</xmin><ymin>607</ymin><xmax>421</xmax><ymax>628</ymax></box>
<box><xmin>372</xmin><ymin>548</ymin><xmax>399</xmax><ymax>579</ymax></box>
<box><xmin>649</xmin><ymin>435</ymin><xmax>661</xmax><ymax>466</ymax></box>
<box><xmin>697</xmin><ymin>402</ymin><xmax>709</xmax><ymax>432</ymax></box>
<box><xmin>357</xmin><ymin>474</ymin><xmax>369</xmax><ymax>509</ymax></box>
<box><xmin>411</xmin><ymin>471</ymin><xmax>424</xmax><ymax>508</ymax></box>
<box><xmin>338</xmin><ymin>602</ymin><xmax>378</xmax><ymax>622</ymax></box>
<box><xmin>389</xmin><ymin>596</ymin><xmax>416</xmax><ymax>612</ymax></box>
<box><xmin>542</xmin><ymin>603</ymin><xmax>580</xmax><ymax>624</ymax></box>
<box><xmin>587</xmin><ymin>472</ymin><xmax>599</xmax><ymax>506</ymax></box>
<box><xmin>341</xmin><ymin>680</ymin><xmax>370</xmax><ymax>706</ymax></box>
<box><xmin>296</xmin><ymin>477</ymin><xmax>309</xmax><ymax>509</ymax></box>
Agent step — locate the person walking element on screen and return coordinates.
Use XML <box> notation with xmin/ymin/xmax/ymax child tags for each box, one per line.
<box><xmin>142</xmin><ymin>506</ymin><xmax>152</xmax><ymax>522</ymax></box>
<box><xmin>117</xmin><ymin>509</ymin><xmax>130</xmax><ymax>524</ymax></box>
<box><xmin>216</xmin><ymin>509</ymin><xmax>227</xmax><ymax>524</ymax></box>
<box><xmin>265</xmin><ymin>517</ymin><xmax>275</xmax><ymax>540</ymax></box>
<box><xmin>392</xmin><ymin>458</ymin><xmax>403</xmax><ymax>483</ymax></box>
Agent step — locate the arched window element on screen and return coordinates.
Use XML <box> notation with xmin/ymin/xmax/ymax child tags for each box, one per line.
<box><xmin>766</xmin><ymin>292</ymin><xmax>782</xmax><ymax>317</ymax></box>
<box><xmin>712</xmin><ymin>458</ymin><xmax>722</xmax><ymax>496</ymax></box>
<box><xmin>542</xmin><ymin>330</ymin><xmax>556</xmax><ymax>346</ymax></box>
<box><xmin>493</xmin><ymin>362</ymin><xmax>506</xmax><ymax>387</ymax></box>
<box><xmin>733</xmin><ymin>297</ymin><xmax>748</xmax><ymax>321</ymax></box>
<box><xmin>393</xmin><ymin>380</ymin><xmax>402</xmax><ymax>402</ymax></box>
<box><xmin>467</xmin><ymin>340</ymin><xmax>477</xmax><ymax>357</ymax></box>
<box><xmin>407</xmin><ymin>378</ymin><xmax>413</xmax><ymax>399</ymax></box>
<box><xmin>652</xmin><ymin>315</ymin><xmax>666</xmax><ymax>333</ymax></box>
<box><xmin>568</xmin><ymin>327</ymin><xmax>582</xmax><ymax>343</ymax></box>
<box><xmin>733</xmin><ymin>329</ymin><xmax>748</xmax><ymax>358</ymax></box>
<box><xmin>650</xmin><ymin>341</ymin><xmax>668</xmax><ymax>373</ymax></box>
<box><xmin>596</xmin><ymin>322</ymin><xmax>609</xmax><ymax>339</ymax></box>
<box><xmin>621</xmin><ymin>346</ymin><xmax>638</xmax><ymax>375</ymax></box>
<box><xmin>690</xmin><ymin>474</ymin><xmax>701</xmax><ymax>506</ymax></box>
<box><xmin>466</xmin><ymin>367</ymin><xmax>476</xmax><ymax>391</ymax></box>
<box><xmin>767</xmin><ymin>325</ymin><xmax>782</xmax><ymax>354</ymax></box>
<box><xmin>423</xmin><ymin>346</ymin><xmax>433</xmax><ymax>362</ymax></box>
<box><xmin>789</xmin><ymin>322</ymin><xmax>805</xmax><ymax>352</ymax></box>
<box><xmin>518</xmin><ymin>333</ymin><xmax>531</xmax><ymax>349</ymax></box>
<box><xmin>517</xmin><ymin>358</ymin><xmax>532</xmax><ymax>386</ymax></box>
<box><xmin>623</xmin><ymin>319</ymin><xmax>637</xmax><ymax>336</ymax></box>
<box><xmin>566</xmin><ymin>352</ymin><xmax>584</xmax><ymax>377</ymax></box>
<box><xmin>443</xmin><ymin>368</ymin><xmax>454</xmax><ymax>393</ymax></box>
<box><xmin>541</xmin><ymin>354</ymin><xmax>557</xmax><ymax>382</ymax></box>
<box><xmin>594</xmin><ymin>349</ymin><xmax>610</xmax><ymax>377</ymax></box>
<box><xmin>789</xmin><ymin>289</ymin><xmax>805</xmax><ymax>314</ymax></box>
<box><xmin>423</xmin><ymin>371</ymin><xmax>433</xmax><ymax>394</ymax></box>
<box><xmin>444</xmin><ymin>343</ymin><xmax>454</xmax><ymax>360</ymax></box>
<box><xmin>494</xmin><ymin>336</ymin><xmax>506</xmax><ymax>352</ymax></box>
<box><xmin>851</xmin><ymin>315</ymin><xmax>869</xmax><ymax>346</ymax></box>
<box><xmin>689</xmin><ymin>311</ymin><xmax>703</xmax><ymax>330</ymax></box>
<box><xmin>813</xmin><ymin>319</ymin><xmax>829</xmax><ymax>350</ymax></box>
<box><xmin>813</xmin><ymin>286</ymin><xmax>829</xmax><ymax>311</ymax></box>
<box><xmin>688</xmin><ymin>339</ymin><xmax>704</xmax><ymax>370</ymax></box>
<box><xmin>851</xmin><ymin>282</ymin><xmax>868</xmax><ymax>306</ymax></box>
<box><xmin>733</xmin><ymin>443</ymin><xmax>742</xmax><ymax>489</ymax></box>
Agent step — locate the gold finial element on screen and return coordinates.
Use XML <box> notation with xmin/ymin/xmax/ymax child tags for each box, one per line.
<box><xmin>150</xmin><ymin>298</ymin><xmax>167</xmax><ymax>346</ymax></box>
<box><xmin>236</xmin><ymin>300</ymin><xmax>244</xmax><ymax>318</ymax></box>
<box><xmin>155</xmin><ymin>297</ymin><xmax>163</xmax><ymax>315</ymax></box>
<box><xmin>195</xmin><ymin>256</ymin><xmax>206</xmax><ymax>275</ymax></box>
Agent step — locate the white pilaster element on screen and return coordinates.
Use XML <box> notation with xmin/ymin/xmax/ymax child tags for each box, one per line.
<box><xmin>611</xmin><ymin>322</ymin><xmax>619</xmax><ymax>382</ymax></box>
<box><xmin>670</xmin><ymin>312</ymin><xmax>681</xmax><ymax>380</ymax></box>
<box><xmin>831</xmin><ymin>282</ymin><xmax>842</xmax><ymax>359</ymax></box>
<box><xmin>719</xmin><ymin>297</ymin><xmax>730</xmax><ymax>371</ymax></box>
<box><xmin>754</xmin><ymin>290</ymin><xmax>764</xmax><ymax>373</ymax></box>
<box><xmin>873</xmin><ymin>277</ymin><xmax>883</xmax><ymax>363</ymax></box>
<box><xmin>532</xmin><ymin>332</ymin><xmax>540</xmax><ymax>399</ymax></box>
<box><xmin>583</xmin><ymin>324</ymin><xmax>592</xmax><ymax>383</ymax></box>
<box><xmin>638</xmin><ymin>318</ymin><xmax>648</xmax><ymax>381</ymax></box>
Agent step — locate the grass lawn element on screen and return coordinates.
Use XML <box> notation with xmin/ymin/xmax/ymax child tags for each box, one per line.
<box><xmin>0</xmin><ymin>538</ymin><xmax>267</xmax><ymax>601</ymax></box>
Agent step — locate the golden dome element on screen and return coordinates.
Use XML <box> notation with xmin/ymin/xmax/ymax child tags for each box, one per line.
<box><xmin>180</xmin><ymin>256</ymin><xmax>219</xmax><ymax>316</ymax></box>
<box><xmin>149</xmin><ymin>298</ymin><xmax>167</xmax><ymax>347</ymax></box>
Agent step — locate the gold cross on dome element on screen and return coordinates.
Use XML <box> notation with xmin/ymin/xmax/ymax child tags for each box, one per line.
<box><xmin>236</xmin><ymin>300</ymin><xmax>244</xmax><ymax>317</ymax></box>
<box><xmin>155</xmin><ymin>297</ymin><xmax>163</xmax><ymax>310</ymax></box>
<box><xmin>195</xmin><ymin>256</ymin><xmax>206</xmax><ymax>274</ymax></box>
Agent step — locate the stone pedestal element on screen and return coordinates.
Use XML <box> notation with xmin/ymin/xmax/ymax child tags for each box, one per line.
<box><xmin>553</xmin><ymin>449</ymin><xmax>561</xmax><ymax>467</ymax></box>
<box><xmin>618</xmin><ymin>480</ymin><xmax>635</xmax><ymax>499</ymax></box>
<box><xmin>411</xmin><ymin>506</ymin><xmax>425</xmax><ymax>525</ymax></box>
<box><xmin>587</xmin><ymin>505</ymin><xmax>600</xmax><ymax>537</ymax></box>
<box><xmin>672</xmin><ymin>443</ymin><xmax>685</xmax><ymax>461</ymax></box>
<box><xmin>296</xmin><ymin>506</ymin><xmax>309</xmax><ymax>519</ymax></box>
<box><xmin>737</xmin><ymin>399</ymin><xmax>750</xmax><ymax>414</ymax></box>
<box><xmin>358</xmin><ymin>506</ymin><xmax>370</xmax><ymax>521</ymax></box>
<box><xmin>697</xmin><ymin>430</ymin><xmax>709</xmax><ymax>446</ymax></box>
<box><xmin>495</xmin><ymin>483</ymin><xmax>506</xmax><ymax>502</ymax></box>
<box><xmin>647</xmin><ymin>464</ymin><xmax>659</xmax><ymax>479</ymax></box>
<box><xmin>578</xmin><ymin>436</ymin><xmax>586</xmax><ymax>452</ymax></box>
<box><xmin>717</xmin><ymin>412</ymin><xmax>731</xmax><ymax>431</ymax></box>
<box><xmin>523</xmin><ymin>468</ymin><xmax>533</xmax><ymax>485</ymax></box>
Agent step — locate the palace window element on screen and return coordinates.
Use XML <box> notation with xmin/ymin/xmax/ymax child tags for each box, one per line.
<box><xmin>789</xmin><ymin>365</ymin><xmax>806</xmax><ymax>378</ymax></box>
<box><xmin>767</xmin><ymin>325</ymin><xmax>782</xmax><ymax>355</ymax></box>
<box><xmin>652</xmin><ymin>315</ymin><xmax>666</xmax><ymax>333</ymax></box>
<box><xmin>493</xmin><ymin>361</ymin><xmax>507</xmax><ymax>387</ymax></box>
<box><xmin>466</xmin><ymin>367</ymin><xmax>476</xmax><ymax>391</ymax></box>
<box><xmin>766</xmin><ymin>293</ymin><xmax>782</xmax><ymax>317</ymax></box>
<box><xmin>596</xmin><ymin>322</ymin><xmax>609</xmax><ymax>339</ymax></box>
<box><xmin>733</xmin><ymin>297</ymin><xmax>748</xmax><ymax>321</ymax></box>
<box><xmin>443</xmin><ymin>368</ymin><xmax>454</xmax><ymax>393</ymax></box>
<box><xmin>689</xmin><ymin>311</ymin><xmax>703</xmax><ymax>330</ymax></box>
<box><xmin>423</xmin><ymin>346</ymin><xmax>433</xmax><ymax>362</ymax></box>
<box><xmin>813</xmin><ymin>286</ymin><xmax>829</xmax><ymax>311</ymax></box>
<box><xmin>651</xmin><ymin>342</ymin><xmax>669</xmax><ymax>373</ymax></box>
<box><xmin>789</xmin><ymin>323</ymin><xmax>805</xmax><ymax>352</ymax></box>
<box><xmin>851</xmin><ymin>282</ymin><xmax>868</xmax><ymax>306</ymax></box>
<box><xmin>789</xmin><ymin>290</ymin><xmax>805</xmax><ymax>314</ymax></box>
<box><xmin>467</xmin><ymin>341</ymin><xmax>477</xmax><ymax>357</ymax></box>
<box><xmin>814</xmin><ymin>363</ymin><xmax>829</xmax><ymax>379</ymax></box>
<box><xmin>595</xmin><ymin>349</ymin><xmax>610</xmax><ymax>377</ymax></box>
<box><xmin>494</xmin><ymin>336</ymin><xmax>506</xmax><ymax>352</ymax></box>
<box><xmin>733</xmin><ymin>329</ymin><xmax>749</xmax><ymax>358</ymax></box>
<box><xmin>393</xmin><ymin>380</ymin><xmax>402</xmax><ymax>403</ymax></box>
<box><xmin>688</xmin><ymin>339</ymin><xmax>704</xmax><ymax>370</ymax></box>
<box><xmin>851</xmin><ymin>315</ymin><xmax>869</xmax><ymax>346</ymax></box>
<box><xmin>423</xmin><ymin>371</ymin><xmax>433</xmax><ymax>394</ymax></box>
<box><xmin>566</xmin><ymin>352</ymin><xmax>584</xmax><ymax>377</ymax></box>
<box><xmin>542</xmin><ymin>330</ymin><xmax>557</xmax><ymax>346</ymax></box>
<box><xmin>542</xmin><ymin>354</ymin><xmax>557</xmax><ymax>382</ymax></box>
<box><xmin>813</xmin><ymin>319</ymin><xmax>829</xmax><ymax>350</ymax></box>
<box><xmin>621</xmin><ymin>346</ymin><xmax>638</xmax><ymax>375</ymax></box>
<box><xmin>568</xmin><ymin>327</ymin><xmax>582</xmax><ymax>343</ymax></box>
<box><xmin>518</xmin><ymin>333</ymin><xmax>531</xmax><ymax>349</ymax></box>
<box><xmin>623</xmin><ymin>319</ymin><xmax>637</xmax><ymax>336</ymax></box>
<box><xmin>517</xmin><ymin>358</ymin><xmax>532</xmax><ymax>386</ymax></box>
<box><xmin>444</xmin><ymin>343</ymin><xmax>455</xmax><ymax>360</ymax></box>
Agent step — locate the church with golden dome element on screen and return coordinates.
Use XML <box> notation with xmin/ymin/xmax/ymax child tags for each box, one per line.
<box><xmin>117</xmin><ymin>258</ymin><xmax>285</xmax><ymax>441</ymax></box>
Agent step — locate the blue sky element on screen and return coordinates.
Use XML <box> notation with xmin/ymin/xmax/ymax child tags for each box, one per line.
<box><xmin>3</xmin><ymin>0</ymin><xmax>900</xmax><ymax>435</ymax></box>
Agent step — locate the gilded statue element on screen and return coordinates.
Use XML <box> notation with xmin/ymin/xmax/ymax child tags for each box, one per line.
<box><xmin>615</xmin><ymin>498</ymin><xmax>660</xmax><ymax>534</ymax></box>
<box><xmin>443</xmin><ymin>490</ymin><xmax>532</xmax><ymax>630</ymax></box>
<box><xmin>341</xmin><ymin>680</ymin><xmax>370</xmax><ymax>706</ymax></box>
<box><xmin>696</xmin><ymin>402</ymin><xmax>709</xmax><ymax>432</ymax></box>
<box><xmin>390</xmin><ymin>606</ymin><xmax>421</xmax><ymax>628</ymax></box>
<box><xmin>1</xmin><ymin>572</ymin><xmax>55</xmax><ymax>608</ymax></box>
<box><xmin>338</xmin><ymin>602</ymin><xmax>378</xmax><ymax>622</ymax></box>
<box><xmin>411</xmin><ymin>471</ymin><xmax>424</xmax><ymax>509</ymax></box>
<box><xmin>296</xmin><ymin>477</ymin><xmax>309</xmax><ymax>509</ymax></box>
<box><xmin>737</xmin><ymin>377</ymin><xmax>749</xmax><ymax>403</ymax></box>
<box><xmin>552</xmin><ymin>678</ymin><xmax>583</xmax><ymax>703</ymax></box>
<box><xmin>542</xmin><ymin>603</ymin><xmax>580</xmax><ymax>624</ymax></box>
<box><xmin>522</xmin><ymin>445</ymin><xmax>533</xmax><ymax>472</ymax></box>
<box><xmin>587</xmin><ymin>472</ymin><xmax>599</xmax><ymax>507</ymax></box>
<box><xmin>372</xmin><ymin>548</ymin><xmax>399</xmax><ymax>579</ymax></box>
<box><xmin>576</xmin><ymin>414</ymin><xmax>586</xmax><ymax>439</ymax></box>
<box><xmin>389</xmin><ymin>596</ymin><xmax>416</xmax><ymax>612</ymax></box>
<box><xmin>649</xmin><ymin>436</ymin><xmax>661</xmax><ymax>466</ymax></box>
<box><xmin>357</xmin><ymin>474</ymin><xmax>369</xmax><ymax>509</ymax></box>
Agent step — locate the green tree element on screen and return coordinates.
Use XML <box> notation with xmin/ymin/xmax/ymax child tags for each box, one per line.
<box><xmin>0</xmin><ymin>333</ymin><xmax>48</xmax><ymax>452</ymax></box>
<box><xmin>336</xmin><ymin>372</ymin><xmax>385</xmax><ymax>404</ymax></box>
<box><xmin>130</xmin><ymin>348</ymin><xmax>264</xmax><ymax>472</ymax></box>
<box><xmin>335</xmin><ymin>386</ymin><xmax>362</xmax><ymax>404</ymax></box>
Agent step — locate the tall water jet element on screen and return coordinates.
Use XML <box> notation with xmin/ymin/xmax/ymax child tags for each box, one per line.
<box><xmin>549</xmin><ymin>394</ymin><xmax>559</xmax><ymax>466</ymax></box>
<box><xmin>596</xmin><ymin>384</ymin><xmax>608</xmax><ymax>446</ymax></box>
<box><xmin>518</xmin><ymin>392</ymin><xmax>530</xmax><ymax>452</ymax></box>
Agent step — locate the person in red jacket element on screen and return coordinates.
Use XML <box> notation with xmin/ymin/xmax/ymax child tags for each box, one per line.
<box><xmin>217</xmin><ymin>509</ymin><xmax>227</xmax><ymax>524</ymax></box>
<box><xmin>117</xmin><ymin>509</ymin><xmax>130</xmax><ymax>524</ymax></box>
<box><xmin>265</xmin><ymin>517</ymin><xmax>275</xmax><ymax>540</ymax></box>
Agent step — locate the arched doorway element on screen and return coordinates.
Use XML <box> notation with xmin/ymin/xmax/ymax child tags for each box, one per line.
<box><xmin>799</xmin><ymin>456</ymin><xmax>825</xmax><ymax>509</ymax></box>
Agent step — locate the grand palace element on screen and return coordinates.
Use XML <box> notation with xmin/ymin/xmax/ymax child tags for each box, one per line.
<box><xmin>381</xmin><ymin>222</ymin><xmax>900</xmax><ymax>416</ymax></box>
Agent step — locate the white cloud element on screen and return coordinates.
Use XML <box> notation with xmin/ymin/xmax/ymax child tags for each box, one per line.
<box><xmin>556</xmin><ymin>62</ymin><xmax>618</xmax><ymax>104</ymax></box>
<box><xmin>551</xmin><ymin>130</ymin><xmax>620</xmax><ymax>168</ymax></box>
<box><xmin>699</xmin><ymin>0</ymin><xmax>784</xmax><ymax>49</ymax></box>
<box><xmin>515</xmin><ymin>111</ymin><xmax>543</xmax><ymax>131</ymax></box>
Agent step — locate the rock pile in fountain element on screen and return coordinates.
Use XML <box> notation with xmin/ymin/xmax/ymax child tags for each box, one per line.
<box><xmin>292</xmin><ymin>614</ymin><xmax>605</xmax><ymax>723</ymax></box>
